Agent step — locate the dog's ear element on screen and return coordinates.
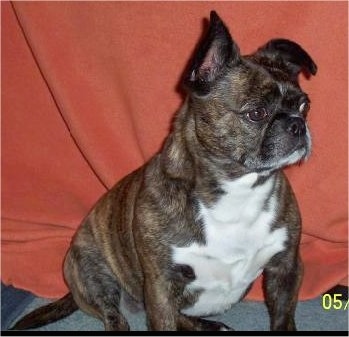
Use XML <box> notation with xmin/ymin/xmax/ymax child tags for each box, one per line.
<box><xmin>184</xmin><ymin>11</ymin><xmax>240</xmax><ymax>96</ymax></box>
<box><xmin>256</xmin><ymin>39</ymin><xmax>317</xmax><ymax>78</ymax></box>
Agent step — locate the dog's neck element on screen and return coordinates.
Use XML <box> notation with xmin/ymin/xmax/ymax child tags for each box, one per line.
<box><xmin>160</xmin><ymin>97</ymin><xmax>276</xmax><ymax>206</ymax></box>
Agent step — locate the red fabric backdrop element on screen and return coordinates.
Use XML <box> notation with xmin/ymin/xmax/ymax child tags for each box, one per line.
<box><xmin>2</xmin><ymin>1</ymin><xmax>348</xmax><ymax>300</ymax></box>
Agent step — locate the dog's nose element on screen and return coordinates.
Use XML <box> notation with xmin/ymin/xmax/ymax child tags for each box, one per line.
<box><xmin>287</xmin><ymin>117</ymin><xmax>306</xmax><ymax>136</ymax></box>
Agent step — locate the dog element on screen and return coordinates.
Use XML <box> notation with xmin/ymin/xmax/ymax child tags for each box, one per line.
<box><xmin>11</xmin><ymin>11</ymin><xmax>317</xmax><ymax>331</ymax></box>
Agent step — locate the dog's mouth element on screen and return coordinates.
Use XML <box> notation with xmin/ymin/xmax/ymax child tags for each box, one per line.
<box><xmin>269</xmin><ymin>119</ymin><xmax>312</xmax><ymax>168</ymax></box>
<box><xmin>282</xmin><ymin>145</ymin><xmax>309</xmax><ymax>165</ymax></box>
<box><xmin>259</xmin><ymin>141</ymin><xmax>310</xmax><ymax>172</ymax></box>
<box><xmin>244</xmin><ymin>126</ymin><xmax>312</xmax><ymax>173</ymax></box>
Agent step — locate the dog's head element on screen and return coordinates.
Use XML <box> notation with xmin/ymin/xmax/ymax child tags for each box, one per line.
<box><xmin>184</xmin><ymin>11</ymin><xmax>317</xmax><ymax>174</ymax></box>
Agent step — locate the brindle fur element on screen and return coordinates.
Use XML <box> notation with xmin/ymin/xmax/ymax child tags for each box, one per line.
<box><xmin>11</xmin><ymin>11</ymin><xmax>316</xmax><ymax>331</ymax></box>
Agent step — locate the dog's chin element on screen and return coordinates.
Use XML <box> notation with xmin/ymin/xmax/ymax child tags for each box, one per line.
<box><xmin>242</xmin><ymin>141</ymin><xmax>311</xmax><ymax>175</ymax></box>
<box><xmin>256</xmin><ymin>146</ymin><xmax>310</xmax><ymax>174</ymax></box>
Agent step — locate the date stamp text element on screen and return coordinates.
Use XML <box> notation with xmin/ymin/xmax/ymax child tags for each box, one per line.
<box><xmin>322</xmin><ymin>294</ymin><xmax>348</xmax><ymax>310</ymax></box>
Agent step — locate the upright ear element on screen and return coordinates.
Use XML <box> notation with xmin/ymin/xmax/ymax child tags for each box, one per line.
<box><xmin>256</xmin><ymin>39</ymin><xmax>317</xmax><ymax>79</ymax></box>
<box><xmin>184</xmin><ymin>11</ymin><xmax>240</xmax><ymax>96</ymax></box>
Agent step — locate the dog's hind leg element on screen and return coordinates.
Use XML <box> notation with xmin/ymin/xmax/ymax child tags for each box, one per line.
<box><xmin>64</xmin><ymin>246</ymin><xmax>130</xmax><ymax>331</ymax></box>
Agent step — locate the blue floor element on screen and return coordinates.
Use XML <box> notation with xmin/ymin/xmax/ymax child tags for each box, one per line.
<box><xmin>1</xmin><ymin>283</ymin><xmax>36</xmax><ymax>331</ymax></box>
<box><xmin>2</xmin><ymin>283</ymin><xmax>348</xmax><ymax>332</ymax></box>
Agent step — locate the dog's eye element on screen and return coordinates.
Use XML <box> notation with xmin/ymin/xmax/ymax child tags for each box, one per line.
<box><xmin>299</xmin><ymin>102</ymin><xmax>310</xmax><ymax>115</ymax></box>
<box><xmin>246</xmin><ymin>109</ymin><xmax>268</xmax><ymax>122</ymax></box>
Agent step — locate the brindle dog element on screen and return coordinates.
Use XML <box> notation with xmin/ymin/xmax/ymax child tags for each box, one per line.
<box><xmin>12</xmin><ymin>11</ymin><xmax>316</xmax><ymax>331</ymax></box>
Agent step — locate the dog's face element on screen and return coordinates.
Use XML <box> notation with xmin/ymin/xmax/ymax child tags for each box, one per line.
<box><xmin>184</xmin><ymin>11</ymin><xmax>317</xmax><ymax>174</ymax></box>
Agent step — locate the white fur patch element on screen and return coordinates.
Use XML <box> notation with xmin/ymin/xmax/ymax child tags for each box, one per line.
<box><xmin>172</xmin><ymin>173</ymin><xmax>287</xmax><ymax>316</ymax></box>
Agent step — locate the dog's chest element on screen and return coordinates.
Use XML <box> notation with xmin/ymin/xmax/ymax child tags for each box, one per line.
<box><xmin>172</xmin><ymin>173</ymin><xmax>287</xmax><ymax>316</ymax></box>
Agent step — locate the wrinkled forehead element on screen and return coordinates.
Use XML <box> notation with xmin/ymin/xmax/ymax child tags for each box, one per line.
<box><xmin>228</xmin><ymin>58</ymin><xmax>307</xmax><ymax>107</ymax></box>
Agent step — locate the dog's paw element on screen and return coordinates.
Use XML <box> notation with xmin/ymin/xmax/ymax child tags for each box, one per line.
<box><xmin>218</xmin><ymin>323</ymin><xmax>234</xmax><ymax>331</ymax></box>
<box><xmin>178</xmin><ymin>315</ymin><xmax>234</xmax><ymax>331</ymax></box>
<box><xmin>200</xmin><ymin>319</ymin><xmax>234</xmax><ymax>331</ymax></box>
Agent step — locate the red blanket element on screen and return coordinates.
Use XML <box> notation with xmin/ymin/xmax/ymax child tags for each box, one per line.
<box><xmin>2</xmin><ymin>1</ymin><xmax>347</xmax><ymax>300</ymax></box>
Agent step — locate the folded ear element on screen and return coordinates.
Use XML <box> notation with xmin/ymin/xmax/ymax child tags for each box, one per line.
<box><xmin>256</xmin><ymin>38</ymin><xmax>317</xmax><ymax>78</ymax></box>
<box><xmin>184</xmin><ymin>11</ymin><xmax>240</xmax><ymax>96</ymax></box>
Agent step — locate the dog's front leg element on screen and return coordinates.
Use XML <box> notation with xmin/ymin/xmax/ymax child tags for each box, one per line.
<box><xmin>263</xmin><ymin>252</ymin><xmax>303</xmax><ymax>331</ymax></box>
<box><xmin>143</xmin><ymin>277</ymin><xmax>232</xmax><ymax>331</ymax></box>
<box><xmin>143</xmin><ymin>273</ymin><xmax>178</xmax><ymax>330</ymax></box>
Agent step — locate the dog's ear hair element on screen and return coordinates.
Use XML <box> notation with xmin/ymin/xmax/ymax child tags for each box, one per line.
<box><xmin>184</xmin><ymin>11</ymin><xmax>240</xmax><ymax>96</ymax></box>
<box><xmin>256</xmin><ymin>39</ymin><xmax>317</xmax><ymax>78</ymax></box>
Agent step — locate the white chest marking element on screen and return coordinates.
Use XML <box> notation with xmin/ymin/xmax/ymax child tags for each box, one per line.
<box><xmin>172</xmin><ymin>173</ymin><xmax>287</xmax><ymax>316</ymax></box>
